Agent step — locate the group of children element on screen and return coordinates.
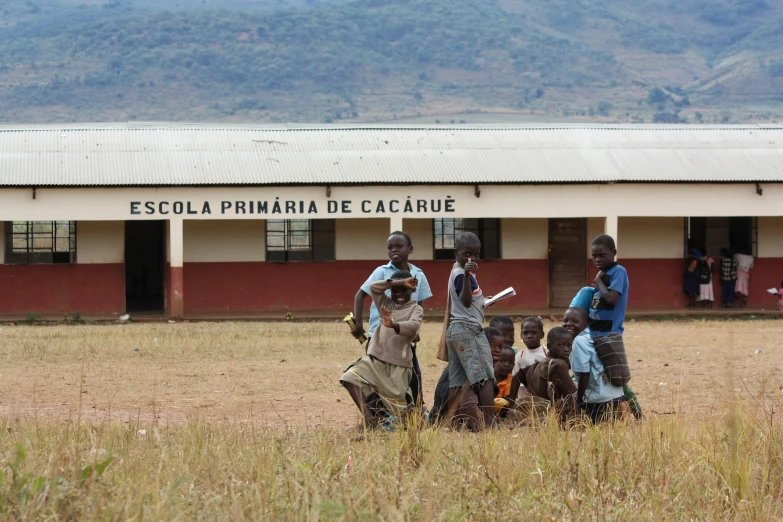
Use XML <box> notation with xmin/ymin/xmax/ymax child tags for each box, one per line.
<box><xmin>684</xmin><ymin>248</ymin><xmax>756</xmax><ymax>309</ymax></box>
<box><xmin>339</xmin><ymin>229</ymin><xmax>639</xmax><ymax>432</ymax></box>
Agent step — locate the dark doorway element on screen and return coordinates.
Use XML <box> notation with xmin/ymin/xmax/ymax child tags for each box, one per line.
<box><xmin>125</xmin><ymin>221</ymin><xmax>165</xmax><ymax>312</ymax></box>
<box><xmin>549</xmin><ymin>218</ymin><xmax>587</xmax><ymax>308</ymax></box>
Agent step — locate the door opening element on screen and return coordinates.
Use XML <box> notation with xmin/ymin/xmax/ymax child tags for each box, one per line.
<box><xmin>125</xmin><ymin>220</ymin><xmax>165</xmax><ymax>312</ymax></box>
<box><xmin>548</xmin><ymin>218</ymin><xmax>587</xmax><ymax>308</ymax></box>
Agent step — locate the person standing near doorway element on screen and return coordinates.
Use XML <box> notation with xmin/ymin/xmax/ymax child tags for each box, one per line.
<box><xmin>720</xmin><ymin>248</ymin><xmax>737</xmax><ymax>308</ymax></box>
<box><xmin>734</xmin><ymin>250</ymin><xmax>755</xmax><ymax>308</ymax></box>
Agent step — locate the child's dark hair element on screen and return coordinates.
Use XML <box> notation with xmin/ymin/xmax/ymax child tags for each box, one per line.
<box><xmin>592</xmin><ymin>234</ymin><xmax>616</xmax><ymax>251</ymax></box>
<box><xmin>547</xmin><ymin>326</ymin><xmax>571</xmax><ymax>343</ymax></box>
<box><xmin>455</xmin><ymin>231</ymin><xmax>480</xmax><ymax>249</ymax></box>
<box><xmin>489</xmin><ymin>316</ymin><xmax>513</xmax><ymax>329</ymax></box>
<box><xmin>521</xmin><ymin>315</ymin><xmax>544</xmax><ymax>333</ymax></box>
<box><xmin>566</xmin><ymin>306</ymin><xmax>588</xmax><ymax>322</ymax></box>
<box><xmin>483</xmin><ymin>326</ymin><xmax>502</xmax><ymax>340</ymax></box>
<box><xmin>390</xmin><ymin>270</ymin><xmax>412</xmax><ymax>280</ymax></box>
<box><xmin>501</xmin><ymin>346</ymin><xmax>515</xmax><ymax>357</ymax></box>
<box><xmin>389</xmin><ymin>230</ymin><xmax>412</xmax><ymax>247</ymax></box>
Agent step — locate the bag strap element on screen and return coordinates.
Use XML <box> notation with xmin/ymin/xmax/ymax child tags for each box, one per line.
<box><xmin>436</xmin><ymin>262</ymin><xmax>462</xmax><ymax>362</ymax></box>
<box><xmin>545</xmin><ymin>359</ymin><xmax>556</xmax><ymax>404</ymax></box>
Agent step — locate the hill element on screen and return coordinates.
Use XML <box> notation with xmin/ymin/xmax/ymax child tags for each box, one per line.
<box><xmin>0</xmin><ymin>0</ymin><xmax>781</xmax><ymax>123</ymax></box>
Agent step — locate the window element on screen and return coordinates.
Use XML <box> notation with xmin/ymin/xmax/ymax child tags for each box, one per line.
<box><xmin>4</xmin><ymin>221</ymin><xmax>77</xmax><ymax>265</ymax></box>
<box><xmin>265</xmin><ymin>219</ymin><xmax>335</xmax><ymax>262</ymax></box>
<box><xmin>433</xmin><ymin>218</ymin><xmax>500</xmax><ymax>260</ymax></box>
<box><xmin>685</xmin><ymin>217</ymin><xmax>757</xmax><ymax>257</ymax></box>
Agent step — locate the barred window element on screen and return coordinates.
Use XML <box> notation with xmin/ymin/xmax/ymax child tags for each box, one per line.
<box><xmin>433</xmin><ymin>218</ymin><xmax>500</xmax><ymax>260</ymax></box>
<box><xmin>685</xmin><ymin>217</ymin><xmax>757</xmax><ymax>257</ymax></box>
<box><xmin>266</xmin><ymin>219</ymin><xmax>335</xmax><ymax>262</ymax></box>
<box><xmin>4</xmin><ymin>221</ymin><xmax>76</xmax><ymax>265</ymax></box>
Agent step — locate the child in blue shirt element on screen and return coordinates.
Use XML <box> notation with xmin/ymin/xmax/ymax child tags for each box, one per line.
<box><xmin>587</xmin><ymin>234</ymin><xmax>640</xmax><ymax>418</ymax></box>
<box><xmin>351</xmin><ymin>231</ymin><xmax>433</xmax><ymax>407</ymax></box>
<box><xmin>588</xmin><ymin>234</ymin><xmax>629</xmax><ymax>338</ymax></box>
<box><xmin>564</xmin><ymin>306</ymin><xmax>630</xmax><ymax>423</ymax></box>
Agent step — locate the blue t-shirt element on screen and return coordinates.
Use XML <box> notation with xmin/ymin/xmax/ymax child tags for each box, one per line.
<box><xmin>588</xmin><ymin>263</ymin><xmax>629</xmax><ymax>339</ymax></box>
<box><xmin>361</xmin><ymin>261</ymin><xmax>433</xmax><ymax>337</ymax></box>
<box><xmin>571</xmin><ymin>329</ymin><xmax>626</xmax><ymax>404</ymax></box>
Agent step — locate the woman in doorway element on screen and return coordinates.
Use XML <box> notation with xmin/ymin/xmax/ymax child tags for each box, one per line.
<box><xmin>734</xmin><ymin>250</ymin><xmax>755</xmax><ymax>308</ymax></box>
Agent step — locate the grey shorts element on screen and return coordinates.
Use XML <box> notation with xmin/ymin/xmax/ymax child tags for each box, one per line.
<box><xmin>447</xmin><ymin>322</ymin><xmax>495</xmax><ymax>388</ymax></box>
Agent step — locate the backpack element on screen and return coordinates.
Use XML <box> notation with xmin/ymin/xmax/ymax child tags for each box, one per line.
<box><xmin>698</xmin><ymin>260</ymin><xmax>712</xmax><ymax>284</ymax></box>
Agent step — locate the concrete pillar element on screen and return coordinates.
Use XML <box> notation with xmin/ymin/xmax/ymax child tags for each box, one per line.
<box><xmin>169</xmin><ymin>218</ymin><xmax>184</xmax><ymax>318</ymax></box>
<box><xmin>389</xmin><ymin>215</ymin><xmax>403</xmax><ymax>233</ymax></box>
<box><xmin>604</xmin><ymin>215</ymin><xmax>619</xmax><ymax>257</ymax></box>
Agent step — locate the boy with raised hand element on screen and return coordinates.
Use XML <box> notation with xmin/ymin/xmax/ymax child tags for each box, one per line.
<box><xmin>341</xmin><ymin>272</ymin><xmax>423</xmax><ymax>429</ymax></box>
<box><xmin>351</xmin><ymin>231</ymin><xmax>432</xmax><ymax>407</ymax></box>
<box><xmin>563</xmin><ymin>306</ymin><xmax>630</xmax><ymax>423</ymax></box>
<box><xmin>444</xmin><ymin>232</ymin><xmax>496</xmax><ymax>430</ymax></box>
<box><xmin>588</xmin><ymin>234</ymin><xmax>641</xmax><ymax>418</ymax></box>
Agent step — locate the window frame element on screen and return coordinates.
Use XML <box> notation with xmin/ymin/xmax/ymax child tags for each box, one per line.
<box><xmin>265</xmin><ymin>219</ymin><xmax>335</xmax><ymax>262</ymax></box>
<box><xmin>684</xmin><ymin>216</ymin><xmax>757</xmax><ymax>258</ymax></box>
<box><xmin>4</xmin><ymin>221</ymin><xmax>77</xmax><ymax>265</ymax></box>
<box><xmin>432</xmin><ymin>218</ymin><xmax>501</xmax><ymax>260</ymax></box>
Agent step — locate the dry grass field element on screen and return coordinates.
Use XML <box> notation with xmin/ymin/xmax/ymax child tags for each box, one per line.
<box><xmin>1</xmin><ymin>318</ymin><xmax>782</xmax><ymax>519</ymax></box>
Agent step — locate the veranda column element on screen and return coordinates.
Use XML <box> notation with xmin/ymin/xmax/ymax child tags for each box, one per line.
<box><xmin>604</xmin><ymin>215</ymin><xmax>619</xmax><ymax>257</ymax></box>
<box><xmin>389</xmin><ymin>215</ymin><xmax>403</xmax><ymax>233</ymax></box>
<box><xmin>169</xmin><ymin>218</ymin><xmax>185</xmax><ymax>319</ymax></box>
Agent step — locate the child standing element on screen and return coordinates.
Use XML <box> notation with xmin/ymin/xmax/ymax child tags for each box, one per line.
<box><xmin>429</xmin><ymin>327</ymin><xmax>504</xmax><ymax>425</ymax></box>
<box><xmin>777</xmin><ymin>281</ymin><xmax>783</xmax><ymax>312</ymax></box>
<box><xmin>720</xmin><ymin>248</ymin><xmax>737</xmax><ymax>308</ymax></box>
<box><xmin>588</xmin><ymin>234</ymin><xmax>638</xmax><ymax>418</ymax></box>
<box><xmin>340</xmin><ymin>272</ymin><xmax>423</xmax><ymax>429</ymax></box>
<box><xmin>698</xmin><ymin>256</ymin><xmax>714</xmax><ymax>308</ymax></box>
<box><xmin>351</xmin><ymin>231</ymin><xmax>432</xmax><ymax>407</ymax></box>
<box><xmin>683</xmin><ymin>252</ymin><xmax>701</xmax><ymax>308</ymax></box>
<box><xmin>444</xmin><ymin>232</ymin><xmax>496</xmax><ymax>430</ymax></box>
<box><xmin>734</xmin><ymin>251</ymin><xmax>755</xmax><ymax>308</ymax></box>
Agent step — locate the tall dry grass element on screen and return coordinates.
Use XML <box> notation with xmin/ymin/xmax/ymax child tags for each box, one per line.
<box><xmin>2</xmin><ymin>401</ymin><xmax>783</xmax><ymax>520</ymax></box>
<box><xmin>1</xmin><ymin>319</ymin><xmax>782</xmax><ymax>519</ymax></box>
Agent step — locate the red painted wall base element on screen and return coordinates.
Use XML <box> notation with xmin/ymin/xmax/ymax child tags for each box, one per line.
<box><xmin>589</xmin><ymin>258</ymin><xmax>783</xmax><ymax>309</ymax></box>
<box><xmin>0</xmin><ymin>258</ymin><xmax>778</xmax><ymax>316</ymax></box>
<box><xmin>183</xmin><ymin>259</ymin><xmax>550</xmax><ymax>313</ymax></box>
<box><xmin>0</xmin><ymin>264</ymin><xmax>125</xmax><ymax>315</ymax></box>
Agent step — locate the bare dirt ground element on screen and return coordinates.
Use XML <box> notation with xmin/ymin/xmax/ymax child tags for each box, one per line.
<box><xmin>0</xmin><ymin>319</ymin><xmax>780</xmax><ymax>427</ymax></box>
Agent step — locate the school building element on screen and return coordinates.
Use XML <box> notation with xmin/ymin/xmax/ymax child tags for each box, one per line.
<box><xmin>0</xmin><ymin>123</ymin><xmax>781</xmax><ymax>318</ymax></box>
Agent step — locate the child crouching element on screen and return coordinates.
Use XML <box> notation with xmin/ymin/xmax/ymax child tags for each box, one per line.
<box><xmin>340</xmin><ymin>272</ymin><xmax>423</xmax><ymax>430</ymax></box>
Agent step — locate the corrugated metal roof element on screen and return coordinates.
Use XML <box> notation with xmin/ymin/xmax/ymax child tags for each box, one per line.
<box><xmin>0</xmin><ymin>123</ymin><xmax>781</xmax><ymax>186</ymax></box>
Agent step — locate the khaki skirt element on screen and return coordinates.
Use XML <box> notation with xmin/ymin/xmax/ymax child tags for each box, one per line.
<box><xmin>340</xmin><ymin>356</ymin><xmax>413</xmax><ymax>415</ymax></box>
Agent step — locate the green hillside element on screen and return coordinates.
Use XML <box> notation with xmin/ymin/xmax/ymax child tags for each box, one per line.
<box><xmin>0</xmin><ymin>0</ymin><xmax>781</xmax><ymax>123</ymax></box>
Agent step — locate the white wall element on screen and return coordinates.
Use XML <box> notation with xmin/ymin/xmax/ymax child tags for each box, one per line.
<box><xmin>3</xmin><ymin>184</ymin><xmax>783</xmax><ymax>221</ymax></box>
<box><xmin>77</xmin><ymin>221</ymin><xmax>124</xmax><ymax>264</ymax></box>
<box><xmin>586</xmin><ymin>217</ymin><xmax>604</xmax><ymax>257</ymax></box>
<box><xmin>404</xmin><ymin>219</ymin><xmax>434</xmax><ymax>261</ymax></box>
<box><xmin>618</xmin><ymin>217</ymin><xmax>684</xmax><ymax>259</ymax></box>
<box><xmin>501</xmin><ymin>219</ymin><xmax>548</xmax><ymax>259</ymax></box>
<box><xmin>335</xmin><ymin>219</ymin><xmax>389</xmax><ymax>260</ymax></box>
<box><xmin>759</xmin><ymin>217</ymin><xmax>783</xmax><ymax>258</ymax></box>
<box><xmin>183</xmin><ymin>220</ymin><xmax>266</xmax><ymax>263</ymax></box>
